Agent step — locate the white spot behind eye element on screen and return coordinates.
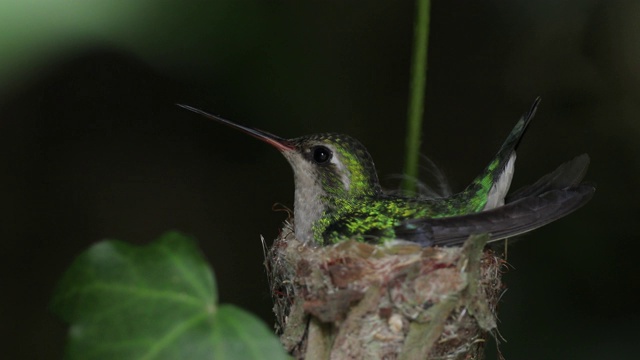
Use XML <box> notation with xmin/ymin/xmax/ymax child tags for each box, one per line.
<box><xmin>327</xmin><ymin>146</ymin><xmax>350</xmax><ymax>192</ymax></box>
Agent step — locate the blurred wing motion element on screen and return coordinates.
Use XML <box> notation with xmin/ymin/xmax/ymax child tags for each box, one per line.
<box><xmin>395</xmin><ymin>154</ymin><xmax>595</xmax><ymax>247</ymax></box>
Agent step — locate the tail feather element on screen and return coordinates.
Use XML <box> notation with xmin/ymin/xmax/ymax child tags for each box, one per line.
<box><xmin>462</xmin><ymin>97</ymin><xmax>541</xmax><ymax>212</ymax></box>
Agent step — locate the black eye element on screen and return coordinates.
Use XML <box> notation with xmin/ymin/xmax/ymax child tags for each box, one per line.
<box><xmin>312</xmin><ymin>146</ymin><xmax>332</xmax><ymax>164</ymax></box>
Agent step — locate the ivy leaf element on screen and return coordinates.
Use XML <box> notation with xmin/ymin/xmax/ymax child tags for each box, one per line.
<box><xmin>51</xmin><ymin>232</ymin><xmax>287</xmax><ymax>360</ymax></box>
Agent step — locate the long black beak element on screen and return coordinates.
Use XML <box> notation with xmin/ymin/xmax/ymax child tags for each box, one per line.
<box><xmin>177</xmin><ymin>104</ymin><xmax>295</xmax><ymax>151</ymax></box>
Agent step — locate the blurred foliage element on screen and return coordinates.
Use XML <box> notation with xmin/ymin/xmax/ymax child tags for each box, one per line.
<box><xmin>51</xmin><ymin>232</ymin><xmax>287</xmax><ymax>360</ymax></box>
<box><xmin>1</xmin><ymin>1</ymin><xmax>639</xmax><ymax>359</ymax></box>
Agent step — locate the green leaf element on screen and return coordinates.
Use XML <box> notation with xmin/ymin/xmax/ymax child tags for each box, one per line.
<box><xmin>51</xmin><ymin>231</ymin><xmax>287</xmax><ymax>360</ymax></box>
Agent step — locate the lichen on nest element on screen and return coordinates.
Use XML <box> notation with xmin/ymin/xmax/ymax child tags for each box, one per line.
<box><xmin>266</xmin><ymin>222</ymin><xmax>506</xmax><ymax>360</ymax></box>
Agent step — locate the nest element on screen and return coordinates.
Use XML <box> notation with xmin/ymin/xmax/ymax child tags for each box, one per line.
<box><xmin>266</xmin><ymin>222</ymin><xmax>506</xmax><ymax>360</ymax></box>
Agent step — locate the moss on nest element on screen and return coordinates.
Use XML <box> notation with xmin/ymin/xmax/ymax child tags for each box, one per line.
<box><xmin>266</xmin><ymin>222</ymin><xmax>506</xmax><ymax>359</ymax></box>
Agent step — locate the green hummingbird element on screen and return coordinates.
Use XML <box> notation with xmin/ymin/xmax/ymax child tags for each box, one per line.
<box><xmin>178</xmin><ymin>98</ymin><xmax>594</xmax><ymax>247</ymax></box>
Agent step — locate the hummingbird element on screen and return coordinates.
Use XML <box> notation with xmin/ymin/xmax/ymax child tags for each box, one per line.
<box><xmin>178</xmin><ymin>99</ymin><xmax>594</xmax><ymax>247</ymax></box>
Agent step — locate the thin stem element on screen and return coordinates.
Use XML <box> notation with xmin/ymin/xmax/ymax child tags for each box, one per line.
<box><xmin>402</xmin><ymin>0</ymin><xmax>431</xmax><ymax>194</ymax></box>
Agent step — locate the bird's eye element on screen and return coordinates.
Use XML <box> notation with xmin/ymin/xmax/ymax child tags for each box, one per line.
<box><xmin>312</xmin><ymin>146</ymin><xmax>332</xmax><ymax>164</ymax></box>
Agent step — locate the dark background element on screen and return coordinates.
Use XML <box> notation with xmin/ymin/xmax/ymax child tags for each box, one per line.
<box><xmin>1</xmin><ymin>1</ymin><xmax>638</xmax><ymax>359</ymax></box>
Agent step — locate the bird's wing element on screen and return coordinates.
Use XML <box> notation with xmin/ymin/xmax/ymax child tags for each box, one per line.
<box><xmin>507</xmin><ymin>154</ymin><xmax>590</xmax><ymax>201</ymax></box>
<box><xmin>394</xmin><ymin>154</ymin><xmax>594</xmax><ymax>247</ymax></box>
<box><xmin>394</xmin><ymin>183</ymin><xmax>594</xmax><ymax>247</ymax></box>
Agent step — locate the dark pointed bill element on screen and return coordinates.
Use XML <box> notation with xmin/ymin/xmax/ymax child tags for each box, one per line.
<box><xmin>177</xmin><ymin>104</ymin><xmax>295</xmax><ymax>151</ymax></box>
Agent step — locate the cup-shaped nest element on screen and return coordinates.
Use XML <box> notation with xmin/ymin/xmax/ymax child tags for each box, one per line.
<box><xmin>266</xmin><ymin>222</ymin><xmax>506</xmax><ymax>360</ymax></box>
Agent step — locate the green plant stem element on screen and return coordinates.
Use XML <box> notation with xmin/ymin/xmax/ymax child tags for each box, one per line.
<box><xmin>402</xmin><ymin>0</ymin><xmax>431</xmax><ymax>194</ymax></box>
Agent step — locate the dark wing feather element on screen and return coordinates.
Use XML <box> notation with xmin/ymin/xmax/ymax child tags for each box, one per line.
<box><xmin>395</xmin><ymin>184</ymin><xmax>595</xmax><ymax>247</ymax></box>
<box><xmin>507</xmin><ymin>154</ymin><xmax>590</xmax><ymax>201</ymax></box>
